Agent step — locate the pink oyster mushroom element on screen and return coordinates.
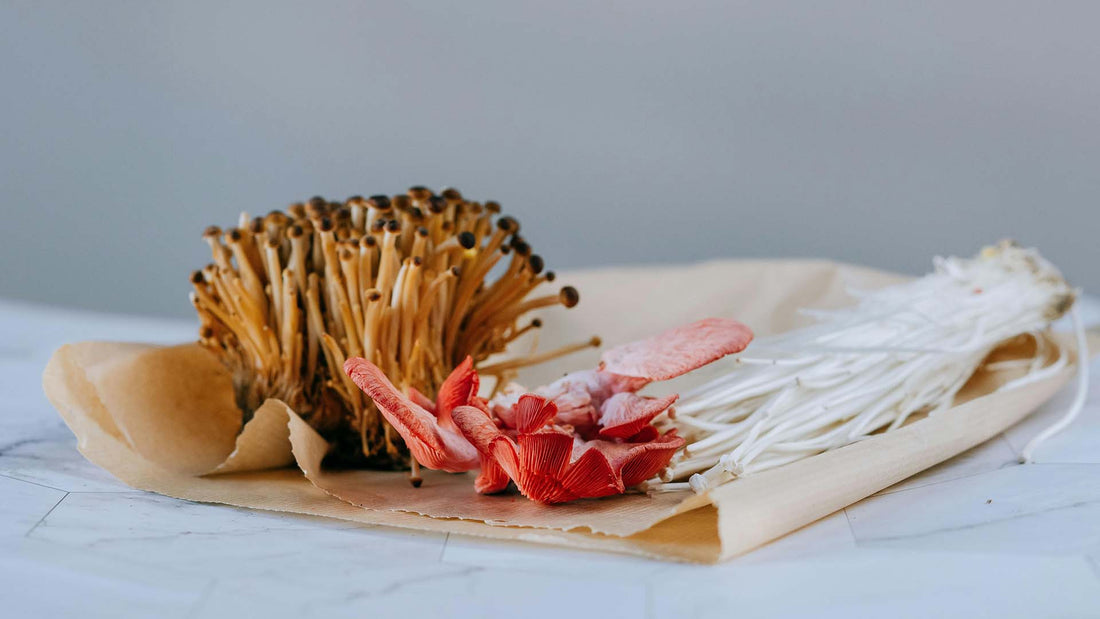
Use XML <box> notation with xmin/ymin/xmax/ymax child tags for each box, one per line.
<box><xmin>344</xmin><ymin>317</ymin><xmax>752</xmax><ymax>503</ymax></box>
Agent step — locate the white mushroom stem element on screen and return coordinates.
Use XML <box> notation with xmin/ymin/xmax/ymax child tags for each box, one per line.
<box><xmin>657</xmin><ymin>242</ymin><xmax>1080</xmax><ymax>494</ymax></box>
<box><xmin>1018</xmin><ymin>304</ymin><xmax>1090</xmax><ymax>463</ymax></box>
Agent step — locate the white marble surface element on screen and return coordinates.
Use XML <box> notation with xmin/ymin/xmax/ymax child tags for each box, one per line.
<box><xmin>2</xmin><ymin>296</ymin><xmax>1099</xmax><ymax>618</ymax></box>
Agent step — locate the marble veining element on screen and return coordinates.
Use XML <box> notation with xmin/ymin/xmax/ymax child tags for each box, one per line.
<box><xmin>442</xmin><ymin>532</ymin><xmax>666</xmax><ymax>580</ymax></box>
<box><xmin>1</xmin><ymin>297</ymin><xmax>1099</xmax><ymax>618</ymax></box>
<box><xmin>847</xmin><ymin>463</ymin><xmax>1100</xmax><ymax>556</ymax></box>
<box><xmin>649</xmin><ymin>551</ymin><xmax>1100</xmax><ymax>619</ymax></box>
<box><xmin>0</xmin><ymin>474</ymin><xmax>65</xmax><ymax>540</ymax></box>
<box><xmin>0</xmin><ymin>430</ymin><xmax>134</xmax><ymax>493</ymax></box>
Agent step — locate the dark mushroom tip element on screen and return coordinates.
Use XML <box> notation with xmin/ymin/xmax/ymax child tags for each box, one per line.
<box><xmin>458</xmin><ymin>231</ymin><xmax>477</xmax><ymax>250</ymax></box>
<box><xmin>391</xmin><ymin>195</ymin><xmax>411</xmax><ymax>211</ymax></box>
<box><xmin>367</xmin><ymin>195</ymin><xmax>392</xmax><ymax>210</ymax></box>
<box><xmin>408</xmin><ymin>186</ymin><xmax>433</xmax><ymax>201</ymax></box>
<box><xmin>528</xmin><ymin>254</ymin><xmax>544</xmax><ymax>274</ymax></box>
<box><xmin>559</xmin><ymin>286</ymin><xmax>580</xmax><ymax>308</ymax></box>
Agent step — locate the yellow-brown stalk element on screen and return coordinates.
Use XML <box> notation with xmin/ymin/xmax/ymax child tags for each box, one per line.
<box><xmin>191</xmin><ymin>188</ymin><xmax>594</xmax><ymax>467</ymax></box>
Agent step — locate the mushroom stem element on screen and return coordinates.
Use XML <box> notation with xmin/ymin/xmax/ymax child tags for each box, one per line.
<box><xmin>478</xmin><ymin>336</ymin><xmax>601</xmax><ymax>374</ymax></box>
<box><xmin>193</xmin><ymin>187</ymin><xmax>589</xmax><ymax>468</ymax></box>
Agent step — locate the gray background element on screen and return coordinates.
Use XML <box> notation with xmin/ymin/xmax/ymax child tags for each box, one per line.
<box><xmin>2</xmin><ymin>1</ymin><xmax>1097</xmax><ymax>318</ymax></box>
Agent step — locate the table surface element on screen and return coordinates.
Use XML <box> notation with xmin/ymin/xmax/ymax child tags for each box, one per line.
<box><xmin>2</xmin><ymin>296</ymin><xmax>1099</xmax><ymax>619</ymax></box>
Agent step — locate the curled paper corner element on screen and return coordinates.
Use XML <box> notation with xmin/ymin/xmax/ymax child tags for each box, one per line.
<box><xmin>39</xmin><ymin>259</ymin><xmax>1086</xmax><ymax>563</ymax></box>
<box><xmin>206</xmin><ymin>399</ymin><xmax>297</xmax><ymax>476</ymax></box>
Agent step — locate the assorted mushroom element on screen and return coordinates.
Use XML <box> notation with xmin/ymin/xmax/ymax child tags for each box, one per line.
<box><xmin>345</xmin><ymin>318</ymin><xmax>753</xmax><ymax>503</ymax></box>
<box><xmin>191</xmin><ymin>187</ymin><xmax>594</xmax><ymax>468</ymax></box>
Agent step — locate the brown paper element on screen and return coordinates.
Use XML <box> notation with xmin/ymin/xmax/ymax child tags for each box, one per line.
<box><xmin>42</xmin><ymin>258</ymin><xmax>1087</xmax><ymax>563</ymax></box>
<box><xmin>207</xmin><ymin>399</ymin><xmax>296</xmax><ymax>475</ymax></box>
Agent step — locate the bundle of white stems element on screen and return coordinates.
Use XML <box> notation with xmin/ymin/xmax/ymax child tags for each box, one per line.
<box><xmin>654</xmin><ymin>241</ymin><xmax>1085</xmax><ymax>494</ymax></box>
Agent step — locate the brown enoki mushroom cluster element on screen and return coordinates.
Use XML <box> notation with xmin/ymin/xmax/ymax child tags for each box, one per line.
<box><xmin>190</xmin><ymin>187</ymin><xmax>595</xmax><ymax>468</ymax></box>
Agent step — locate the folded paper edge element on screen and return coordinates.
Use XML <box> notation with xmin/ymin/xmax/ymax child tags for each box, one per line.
<box><xmin>38</xmin><ymin>309</ymin><xmax>1095</xmax><ymax>564</ymax></box>
<box><xmin>43</xmin><ymin>344</ymin><xmax>129</xmax><ymax>445</ymax></box>
<box><xmin>206</xmin><ymin>399</ymin><xmax>297</xmax><ymax>475</ymax></box>
<box><xmin>706</xmin><ymin>334</ymin><xmax>1080</xmax><ymax>561</ymax></box>
<box><xmin>44</xmin><ymin>345</ymin><xmax>724</xmax><ymax>562</ymax></box>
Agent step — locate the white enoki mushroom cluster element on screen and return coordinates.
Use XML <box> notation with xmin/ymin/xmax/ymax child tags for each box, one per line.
<box><xmin>653</xmin><ymin>242</ymin><xmax>1079</xmax><ymax>494</ymax></box>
